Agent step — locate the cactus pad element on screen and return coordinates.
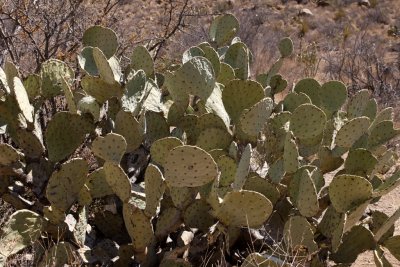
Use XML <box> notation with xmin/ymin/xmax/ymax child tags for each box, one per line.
<box><xmin>144</xmin><ymin>164</ymin><xmax>165</xmax><ymax>217</ymax></box>
<box><xmin>294</xmin><ymin>78</ymin><xmax>321</xmax><ymax>106</ymax></box>
<box><xmin>278</xmin><ymin>37</ymin><xmax>293</xmax><ymax>58</ymax></box>
<box><xmin>92</xmin><ymin>133</ymin><xmax>127</xmax><ymax>163</ymax></box>
<box><xmin>222</xmin><ymin>79</ymin><xmax>264</xmax><ymax>123</ymax></box>
<box><xmin>103</xmin><ymin>162</ymin><xmax>131</xmax><ymax>202</ymax></box>
<box><xmin>40</xmin><ymin>59</ymin><xmax>74</xmax><ymax>98</ymax></box>
<box><xmin>215</xmin><ymin>190</ymin><xmax>272</xmax><ymax>228</ymax></box>
<box><xmin>368</xmin><ymin>120</ymin><xmax>399</xmax><ymax>148</ymax></box>
<box><xmin>239</xmin><ymin>98</ymin><xmax>273</xmax><ymax>137</ymax></box>
<box><xmin>329</xmin><ymin>174</ymin><xmax>372</xmax><ymax>212</ymax></box>
<box><xmin>209</xmin><ymin>14</ymin><xmax>239</xmax><ymax>47</ymax></box>
<box><xmin>13</xmin><ymin>77</ymin><xmax>34</xmax><ymax>123</ymax></box>
<box><xmin>296</xmin><ymin>169</ymin><xmax>319</xmax><ymax>217</ymax></box>
<box><xmin>123</xmin><ymin>201</ymin><xmax>155</xmax><ymax>252</ymax></box>
<box><xmin>81</xmin><ymin>76</ymin><xmax>122</xmax><ymax>104</ymax></box>
<box><xmin>335</xmin><ymin>117</ymin><xmax>370</xmax><ymax>148</ymax></box>
<box><xmin>290</xmin><ymin>103</ymin><xmax>326</xmax><ymax>139</ymax></box>
<box><xmin>183</xmin><ymin>199</ymin><xmax>215</xmax><ymax>231</ymax></box>
<box><xmin>283</xmin><ymin>132</ymin><xmax>299</xmax><ymax>174</ymax></box>
<box><xmin>283</xmin><ymin>216</ymin><xmax>318</xmax><ymax>253</ymax></box>
<box><xmin>46</xmin><ymin>158</ymin><xmax>88</xmax><ymax>211</ymax></box>
<box><xmin>344</xmin><ymin>149</ymin><xmax>378</xmax><ymax>176</ymax></box>
<box><xmin>114</xmin><ymin>110</ymin><xmax>144</xmax><ymax>153</ymax></box>
<box><xmin>217</xmin><ymin>62</ymin><xmax>235</xmax><ymax>85</ymax></box>
<box><xmin>86</xmin><ymin>167</ymin><xmax>114</xmax><ymax>199</ymax></box>
<box><xmin>130</xmin><ymin>45</ymin><xmax>154</xmax><ymax>77</ymax></box>
<box><xmin>217</xmin><ymin>155</ymin><xmax>236</xmax><ymax>186</ymax></box>
<box><xmin>164</xmin><ymin>145</ymin><xmax>218</xmax><ymax>187</ymax></box>
<box><xmin>196</xmin><ymin>127</ymin><xmax>232</xmax><ymax>151</ymax></box>
<box><xmin>320</xmin><ymin>80</ymin><xmax>347</xmax><ymax>113</ymax></box>
<box><xmin>151</xmin><ymin>137</ymin><xmax>183</xmax><ymax>166</ymax></box>
<box><xmin>243</xmin><ymin>175</ymin><xmax>280</xmax><ymax>204</ymax></box>
<box><xmin>83</xmin><ymin>26</ymin><xmax>118</xmax><ymax>58</ymax></box>
<box><xmin>0</xmin><ymin>143</ymin><xmax>20</xmax><ymax>165</ymax></box>
<box><xmin>232</xmin><ymin>144</ymin><xmax>252</xmax><ymax>190</ymax></box>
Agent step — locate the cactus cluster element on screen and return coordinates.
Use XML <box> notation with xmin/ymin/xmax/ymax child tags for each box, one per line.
<box><xmin>0</xmin><ymin>13</ymin><xmax>399</xmax><ymax>266</ymax></box>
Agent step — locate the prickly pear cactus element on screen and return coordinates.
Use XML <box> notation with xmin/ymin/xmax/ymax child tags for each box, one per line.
<box><xmin>0</xmin><ymin>13</ymin><xmax>399</xmax><ymax>267</ymax></box>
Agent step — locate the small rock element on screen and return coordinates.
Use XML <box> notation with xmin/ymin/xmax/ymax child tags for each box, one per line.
<box><xmin>359</xmin><ymin>0</ymin><xmax>370</xmax><ymax>7</ymax></box>
<box><xmin>299</xmin><ymin>8</ymin><xmax>313</xmax><ymax>16</ymax></box>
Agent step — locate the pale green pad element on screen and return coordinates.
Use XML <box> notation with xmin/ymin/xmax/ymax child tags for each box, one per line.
<box><xmin>320</xmin><ymin>80</ymin><xmax>347</xmax><ymax>113</ymax></box>
<box><xmin>83</xmin><ymin>25</ymin><xmax>118</xmax><ymax>58</ymax></box>
<box><xmin>209</xmin><ymin>14</ymin><xmax>239</xmax><ymax>47</ymax></box>
<box><xmin>150</xmin><ymin>137</ymin><xmax>183</xmax><ymax>166</ymax></box>
<box><xmin>0</xmin><ymin>143</ymin><xmax>20</xmax><ymax>165</ymax></box>
<box><xmin>214</xmin><ymin>190</ymin><xmax>273</xmax><ymax>228</ymax></box>
<box><xmin>329</xmin><ymin>174</ymin><xmax>372</xmax><ymax>212</ymax></box>
<box><xmin>115</xmin><ymin>110</ymin><xmax>144</xmax><ymax>153</ymax></box>
<box><xmin>243</xmin><ymin>175</ymin><xmax>280</xmax><ymax>204</ymax></box>
<box><xmin>144</xmin><ymin>164</ymin><xmax>165</xmax><ymax>217</ymax></box>
<box><xmin>46</xmin><ymin>158</ymin><xmax>88</xmax><ymax>211</ymax></box>
<box><xmin>290</xmin><ymin>103</ymin><xmax>326</xmax><ymax>140</ymax></box>
<box><xmin>130</xmin><ymin>45</ymin><xmax>154</xmax><ymax>77</ymax></box>
<box><xmin>293</xmin><ymin>78</ymin><xmax>321</xmax><ymax>106</ymax></box>
<box><xmin>283</xmin><ymin>216</ymin><xmax>318</xmax><ymax>253</ymax></box>
<box><xmin>335</xmin><ymin>116</ymin><xmax>370</xmax><ymax>148</ymax></box>
<box><xmin>104</xmin><ymin>162</ymin><xmax>132</xmax><ymax>202</ymax></box>
<box><xmin>164</xmin><ymin>145</ymin><xmax>218</xmax><ymax>187</ymax></box>
<box><xmin>196</xmin><ymin>127</ymin><xmax>232</xmax><ymax>151</ymax></box>
<box><xmin>45</xmin><ymin>112</ymin><xmax>93</xmax><ymax>162</ymax></box>
<box><xmin>222</xmin><ymin>79</ymin><xmax>264</xmax><ymax>123</ymax></box>
<box><xmin>92</xmin><ymin>133</ymin><xmax>127</xmax><ymax>163</ymax></box>
<box><xmin>232</xmin><ymin>143</ymin><xmax>252</xmax><ymax>190</ymax></box>
<box><xmin>86</xmin><ymin>167</ymin><xmax>114</xmax><ymax>199</ymax></box>
<box><xmin>239</xmin><ymin>97</ymin><xmax>273</xmax><ymax>137</ymax></box>
<box><xmin>347</xmin><ymin>89</ymin><xmax>369</xmax><ymax>119</ymax></box>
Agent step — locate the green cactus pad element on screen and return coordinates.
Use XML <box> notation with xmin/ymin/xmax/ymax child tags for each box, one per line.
<box><xmin>0</xmin><ymin>210</ymin><xmax>43</xmax><ymax>262</ymax></box>
<box><xmin>81</xmin><ymin>76</ymin><xmax>122</xmax><ymax>104</ymax></box>
<box><xmin>320</xmin><ymin>80</ymin><xmax>347</xmax><ymax>113</ymax></box>
<box><xmin>115</xmin><ymin>110</ymin><xmax>144</xmax><ymax>153</ymax></box>
<box><xmin>369</xmin><ymin>211</ymin><xmax>395</xmax><ymax>243</ymax></box>
<box><xmin>78</xmin><ymin>46</ymin><xmax>98</xmax><ymax>76</ymax></box>
<box><xmin>93</xmin><ymin>47</ymin><xmax>120</xmax><ymax>84</ymax></box>
<box><xmin>283</xmin><ymin>216</ymin><xmax>318</xmax><ymax>253</ymax></box>
<box><xmin>329</xmin><ymin>174</ymin><xmax>372</xmax><ymax>213</ymax></box>
<box><xmin>164</xmin><ymin>145</ymin><xmax>218</xmax><ymax>187</ymax></box>
<box><xmin>232</xmin><ymin>144</ymin><xmax>252</xmax><ymax>190</ymax></box>
<box><xmin>268</xmin><ymin>158</ymin><xmax>285</xmax><ymax>183</ymax></box>
<box><xmin>201</xmin><ymin>46</ymin><xmax>221</xmax><ymax>77</ymax></box>
<box><xmin>173</xmin><ymin>56</ymin><xmax>216</xmax><ymax>101</ymax></box>
<box><xmin>123</xmin><ymin>201</ymin><xmax>155</xmax><ymax>252</ymax></box>
<box><xmin>373</xmin><ymin>171</ymin><xmax>400</xmax><ymax>197</ymax></box>
<box><xmin>182</xmin><ymin>46</ymin><xmax>205</xmax><ymax>64</ymax></box>
<box><xmin>150</xmin><ymin>137</ymin><xmax>183</xmax><ymax>166</ymax></box>
<box><xmin>145</xmin><ymin>111</ymin><xmax>170</xmax><ymax>143</ymax></box>
<box><xmin>239</xmin><ymin>98</ymin><xmax>273</xmax><ymax>137</ymax></box>
<box><xmin>196</xmin><ymin>127</ymin><xmax>232</xmax><ymax>151</ymax></box>
<box><xmin>384</xmin><ymin>236</ymin><xmax>400</xmax><ymax>261</ymax></box>
<box><xmin>62</xmin><ymin>77</ymin><xmax>77</xmax><ymax>114</ymax></box>
<box><xmin>183</xmin><ymin>199</ymin><xmax>215</xmax><ymax>231</ymax></box>
<box><xmin>278</xmin><ymin>37</ymin><xmax>293</xmax><ymax>58</ymax></box>
<box><xmin>121</xmin><ymin>70</ymin><xmax>147</xmax><ymax>113</ymax></box>
<box><xmin>222</xmin><ymin>79</ymin><xmax>264</xmax><ymax>123</ymax></box>
<box><xmin>224</xmin><ymin>42</ymin><xmax>250</xmax><ymax>79</ymax></box>
<box><xmin>169</xmin><ymin>187</ymin><xmax>196</xmax><ymax>210</ymax></box>
<box><xmin>130</xmin><ymin>45</ymin><xmax>154</xmax><ymax>77</ymax></box>
<box><xmin>331</xmin><ymin>225</ymin><xmax>375</xmax><ymax>264</ymax></box>
<box><xmin>217</xmin><ymin>62</ymin><xmax>235</xmax><ymax>85</ymax></box>
<box><xmin>92</xmin><ymin>133</ymin><xmax>127</xmax><ymax>163</ymax></box>
<box><xmin>22</xmin><ymin>74</ymin><xmax>41</xmax><ymax>101</ymax></box>
<box><xmin>344</xmin><ymin>149</ymin><xmax>378</xmax><ymax>176</ymax></box>
<box><xmin>209</xmin><ymin>14</ymin><xmax>239</xmax><ymax>47</ymax></box>
<box><xmin>40</xmin><ymin>59</ymin><xmax>74</xmax><ymax>98</ymax></box>
<box><xmin>283</xmin><ymin>92</ymin><xmax>311</xmax><ymax>113</ymax></box>
<box><xmin>196</xmin><ymin>113</ymin><xmax>227</xmax><ymax>132</ymax></box>
<box><xmin>293</xmin><ymin>78</ymin><xmax>321</xmax><ymax>106</ymax></box>
<box><xmin>77</xmin><ymin>96</ymin><xmax>99</xmax><ymax>120</ymax></box>
<box><xmin>270</xmin><ymin>74</ymin><xmax>288</xmax><ymax>95</ymax></box>
<box><xmin>144</xmin><ymin>164</ymin><xmax>165</xmax><ymax>217</ymax></box>
<box><xmin>217</xmin><ymin>155</ymin><xmax>237</xmax><ymax>186</ymax></box>
<box><xmin>347</xmin><ymin>89</ymin><xmax>370</xmax><ymax>119</ymax></box>
<box><xmin>13</xmin><ymin>77</ymin><xmax>34</xmax><ymax>123</ymax></box>
<box><xmin>370</xmin><ymin>107</ymin><xmax>393</xmax><ymax>131</ymax></box>
<box><xmin>83</xmin><ymin>26</ymin><xmax>118</xmax><ymax>59</ymax></box>
<box><xmin>204</xmin><ymin>84</ymin><xmax>231</xmax><ymax>129</ymax></box>
<box><xmin>243</xmin><ymin>175</ymin><xmax>280</xmax><ymax>204</ymax></box>
<box><xmin>0</xmin><ymin>143</ymin><xmax>20</xmax><ymax>165</ymax></box>
<box><xmin>316</xmin><ymin>146</ymin><xmax>344</xmax><ymax>174</ymax></box>
<box><xmin>46</xmin><ymin>158</ymin><xmax>88</xmax><ymax>211</ymax></box>
<box><xmin>14</xmin><ymin>129</ymin><xmax>45</xmax><ymax>158</ymax></box>
<box><xmin>86</xmin><ymin>167</ymin><xmax>114</xmax><ymax>199</ymax></box>
<box><xmin>283</xmin><ymin>132</ymin><xmax>299</xmax><ymax>174</ymax></box>
<box><xmin>363</xmin><ymin>98</ymin><xmax>377</xmax><ymax>120</ymax></box>
<box><xmin>155</xmin><ymin>207</ymin><xmax>182</xmax><ymax>239</ymax></box>
<box><xmin>335</xmin><ymin>117</ymin><xmax>370</xmax><ymax>148</ymax></box>
<box><xmin>45</xmin><ymin>112</ymin><xmax>92</xmax><ymax>162</ymax></box>
<box><xmin>343</xmin><ymin>200</ymin><xmax>370</xmax><ymax>233</ymax></box>
<box><xmin>368</xmin><ymin>120</ymin><xmax>400</xmax><ymax>148</ymax></box>
<box><xmin>43</xmin><ymin>205</ymin><xmax>65</xmax><ymax>225</ymax></box>
<box><xmin>178</xmin><ymin>114</ymin><xmax>198</xmax><ymax>144</ymax></box>
<box><xmin>290</xmin><ymin>103</ymin><xmax>326</xmax><ymax>140</ymax></box>
<box><xmin>318</xmin><ymin>205</ymin><xmax>343</xmax><ymax>238</ymax></box>
<box><xmin>296</xmin><ymin>169</ymin><xmax>320</xmax><ymax>217</ymax></box>
<box><xmin>103</xmin><ymin>162</ymin><xmax>132</xmax><ymax>202</ymax></box>
<box><xmin>214</xmin><ymin>190</ymin><xmax>273</xmax><ymax>228</ymax></box>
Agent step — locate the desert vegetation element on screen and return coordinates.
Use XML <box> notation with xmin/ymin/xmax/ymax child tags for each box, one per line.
<box><xmin>0</xmin><ymin>0</ymin><xmax>399</xmax><ymax>266</ymax></box>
